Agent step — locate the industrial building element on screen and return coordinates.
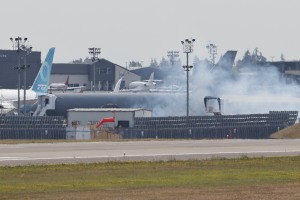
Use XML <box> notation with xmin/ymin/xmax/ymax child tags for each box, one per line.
<box><xmin>66</xmin><ymin>108</ymin><xmax>152</xmax><ymax>140</ymax></box>
<box><xmin>52</xmin><ymin>59</ymin><xmax>141</xmax><ymax>91</ymax></box>
<box><xmin>0</xmin><ymin>49</ymin><xmax>41</xmax><ymax>89</ymax></box>
<box><xmin>67</xmin><ymin>108</ymin><xmax>152</xmax><ymax>128</ymax></box>
<box><xmin>0</xmin><ymin>49</ymin><xmax>141</xmax><ymax>91</ymax></box>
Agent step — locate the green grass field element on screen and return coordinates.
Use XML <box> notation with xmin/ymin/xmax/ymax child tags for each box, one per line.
<box><xmin>1</xmin><ymin>156</ymin><xmax>300</xmax><ymax>199</ymax></box>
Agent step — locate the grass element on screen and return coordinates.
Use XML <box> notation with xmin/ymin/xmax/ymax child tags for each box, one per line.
<box><xmin>1</xmin><ymin>156</ymin><xmax>300</xmax><ymax>199</ymax></box>
<box><xmin>270</xmin><ymin>123</ymin><xmax>300</xmax><ymax>139</ymax></box>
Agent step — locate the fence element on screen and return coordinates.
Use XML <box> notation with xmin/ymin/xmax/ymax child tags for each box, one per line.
<box><xmin>120</xmin><ymin>111</ymin><xmax>298</xmax><ymax>139</ymax></box>
<box><xmin>0</xmin><ymin>116</ymin><xmax>66</xmax><ymax>139</ymax></box>
<box><xmin>0</xmin><ymin>111</ymin><xmax>297</xmax><ymax>140</ymax></box>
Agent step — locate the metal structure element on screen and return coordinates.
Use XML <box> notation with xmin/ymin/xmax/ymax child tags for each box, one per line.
<box><xmin>121</xmin><ymin>111</ymin><xmax>298</xmax><ymax>139</ymax></box>
<box><xmin>206</xmin><ymin>42</ymin><xmax>217</xmax><ymax>66</ymax></box>
<box><xmin>20</xmin><ymin>43</ymin><xmax>32</xmax><ymax>115</ymax></box>
<box><xmin>181</xmin><ymin>38</ymin><xmax>195</xmax><ymax>117</ymax></box>
<box><xmin>0</xmin><ymin>116</ymin><xmax>66</xmax><ymax>139</ymax></box>
<box><xmin>10</xmin><ymin>37</ymin><xmax>30</xmax><ymax>115</ymax></box>
<box><xmin>88</xmin><ymin>47</ymin><xmax>101</xmax><ymax>91</ymax></box>
<box><xmin>167</xmin><ymin>51</ymin><xmax>179</xmax><ymax>67</ymax></box>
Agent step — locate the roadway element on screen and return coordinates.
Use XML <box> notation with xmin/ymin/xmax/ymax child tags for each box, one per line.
<box><xmin>0</xmin><ymin>139</ymin><xmax>300</xmax><ymax>166</ymax></box>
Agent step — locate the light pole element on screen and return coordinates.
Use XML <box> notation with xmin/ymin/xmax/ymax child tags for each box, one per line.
<box><xmin>181</xmin><ymin>38</ymin><xmax>195</xmax><ymax>117</ymax></box>
<box><xmin>206</xmin><ymin>42</ymin><xmax>217</xmax><ymax>67</ymax></box>
<box><xmin>20</xmin><ymin>44</ymin><xmax>32</xmax><ymax>115</ymax></box>
<box><xmin>88</xmin><ymin>47</ymin><xmax>101</xmax><ymax>91</ymax></box>
<box><xmin>10</xmin><ymin>37</ymin><xmax>26</xmax><ymax>115</ymax></box>
<box><xmin>167</xmin><ymin>51</ymin><xmax>179</xmax><ymax>67</ymax></box>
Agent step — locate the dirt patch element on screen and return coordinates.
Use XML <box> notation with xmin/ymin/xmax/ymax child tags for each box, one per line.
<box><xmin>270</xmin><ymin>123</ymin><xmax>300</xmax><ymax>139</ymax></box>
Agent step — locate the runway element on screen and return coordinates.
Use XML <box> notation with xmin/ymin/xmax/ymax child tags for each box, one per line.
<box><xmin>1</xmin><ymin>139</ymin><xmax>300</xmax><ymax>166</ymax></box>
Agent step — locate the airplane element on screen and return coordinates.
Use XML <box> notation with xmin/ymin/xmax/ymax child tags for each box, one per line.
<box><xmin>0</xmin><ymin>47</ymin><xmax>55</xmax><ymax>114</ymax></box>
<box><xmin>49</xmin><ymin>75</ymin><xmax>69</xmax><ymax>91</ymax></box>
<box><xmin>49</xmin><ymin>75</ymin><xmax>85</xmax><ymax>93</ymax></box>
<box><xmin>117</xmin><ymin>72</ymin><xmax>156</xmax><ymax>92</ymax></box>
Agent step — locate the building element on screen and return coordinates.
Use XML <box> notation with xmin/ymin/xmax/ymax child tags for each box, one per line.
<box><xmin>268</xmin><ymin>61</ymin><xmax>300</xmax><ymax>83</ymax></box>
<box><xmin>52</xmin><ymin>59</ymin><xmax>140</xmax><ymax>91</ymax></box>
<box><xmin>67</xmin><ymin>108</ymin><xmax>152</xmax><ymax>128</ymax></box>
<box><xmin>0</xmin><ymin>48</ymin><xmax>140</xmax><ymax>91</ymax></box>
<box><xmin>0</xmin><ymin>49</ymin><xmax>41</xmax><ymax>89</ymax></box>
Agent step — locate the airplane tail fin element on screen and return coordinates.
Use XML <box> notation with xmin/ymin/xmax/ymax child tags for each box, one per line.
<box><xmin>64</xmin><ymin>75</ymin><xmax>69</xmax><ymax>86</ymax></box>
<box><xmin>113</xmin><ymin>76</ymin><xmax>123</xmax><ymax>93</ymax></box>
<box><xmin>30</xmin><ymin>47</ymin><xmax>55</xmax><ymax>95</ymax></box>
<box><xmin>148</xmin><ymin>72</ymin><xmax>155</xmax><ymax>88</ymax></box>
<box><xmin>211</xmin><ymin>50</ymin><xmax>237</xmax><ymax>72</ymax></box>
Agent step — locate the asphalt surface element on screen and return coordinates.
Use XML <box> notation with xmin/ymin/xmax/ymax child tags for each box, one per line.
<box><xmin>0</xmin><ymin>139</ymin><xmax>300</xmax><ymax>166</ymax></box>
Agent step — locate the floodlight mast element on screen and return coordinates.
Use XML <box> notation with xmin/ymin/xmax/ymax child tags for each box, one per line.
<box><xmin>167</xmin><ymin>51</ymin><xmax>179</xmax><ymax>67</ymax></box>
<box><xmin>10</xmin><ymin>37</ymin><xmax>30</xmax><ymax>115</ymax></box>
<box><xmin>88</xmin><ymin>47</ymin><xmax>101</xmax><ymax>91</ymax></box>
<box><xmin>181</xmin><ymin>38</ymin><xmax>195</xmax><ymax>117</ymax></box>
<box><xmin>21</xmin><ymin>44</ymin><xmax>32</xmax><ymax>115</ymax></box>
<box><xmin>206</xmin><ymin>42</ymin><xmax>217</xmax><ymax>66</ymax></box>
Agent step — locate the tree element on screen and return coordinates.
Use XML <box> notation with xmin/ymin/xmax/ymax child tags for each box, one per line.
<box><xmin>70</xmin><ymin>58</ymin><xmax>83</xmax><ymax>63</ymax></box>
<box><xmin>149</xmin><ymin>58</ymin><xmax>159</xmax><ymax>68</ymax></box>
<box><xmin>159</xmin><ymin>57</ymin><xmax>170</xmax><ymax>68</ymax></box>
<box><xmin>193</xmin><ymin>55</ymin><xmax>201</xmax><ymax>69</ymax></box>
<box><xmin>236</xmin><ymin>48</ymin><xmax>267</xmax><ymax>68</ymax></box>
<box><xmin>252</xmin><ymin>48</ymin><xmax>266</xmax><ymax>64</ymax></box>
<box><xmin>280</xmin><ymin>53</ymin><xmax>285</xmax><ymax>61</ymax></box>
<box><xmin>129</xmin><ymin>61</ymin><xmax>142</xmax><ymax>68</ymax></box>
<box><xmin>242</xmin><ymin>49</ymin><xmax>252</xmax><ymax>64</ymax></box>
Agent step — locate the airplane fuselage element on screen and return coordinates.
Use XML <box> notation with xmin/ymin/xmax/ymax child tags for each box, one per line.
<box><xmin>0</xmin><ymin>89</ymin><xmax>37</xmax><ymax>101</ymax></box>
<box><xmin>49</xmin><ymin>83</ymin><xmax>68</xmax><ymax>90</ymax></box>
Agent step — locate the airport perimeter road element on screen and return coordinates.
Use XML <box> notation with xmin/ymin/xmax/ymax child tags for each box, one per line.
<box><xmin>0</xmin><ymin>139</ymin><xmax>300</xmax><ymax>166</ymax></box>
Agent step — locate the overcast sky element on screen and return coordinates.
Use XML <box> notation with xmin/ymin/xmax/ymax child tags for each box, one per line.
<box><xmin>1</xmin><ymin>0</ymin><xmax>300</xmax><ymax>66</ymax></box>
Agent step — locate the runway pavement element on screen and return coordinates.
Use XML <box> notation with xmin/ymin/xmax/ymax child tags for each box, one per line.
<box><xmin>0</xmin><ymin>139</ymin><xmax>300</xmax><ymax>166</ymax></box>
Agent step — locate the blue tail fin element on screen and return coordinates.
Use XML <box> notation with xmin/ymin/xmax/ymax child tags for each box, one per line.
<box><xmin>31</xmin><ymin>48</ymin><xmax>55</xmax><ymax>95</ymax></box>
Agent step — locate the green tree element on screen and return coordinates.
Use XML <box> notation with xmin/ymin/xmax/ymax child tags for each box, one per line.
<box><xmin>159</xmin><ymin>57</ymin><xmax>170</xmax><ymax>68</ymax></box>
<box><xmin>236</xmin><ymin>48</ymin><xmax>266</xmax><ymax>68</ymax></box>
<box><xmin>280</xmin><ymin>53</ymin><xmax>285</xmax><ymax>61</ymax></box>
<box><xmin>129</xmin><ymin>61</ymin><xmax>142</xmax><ymax>68</ymax></box>
<box><xmin>149</xmin><ymin>58</ymin><xmax>159</xmax><ymax>68</ymax></box>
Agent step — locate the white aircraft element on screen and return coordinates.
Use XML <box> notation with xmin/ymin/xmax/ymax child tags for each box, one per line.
<box><xmin>49</xmin><ymin>75</ymin><xmax>85</xmax><ymax>93</ymax></box>
<box><xmin>0</xmin><ymin>47</ymin><xmax>55</xmax><ymax>114</ymax></box>
<box><xmin>118</xmin><ymin>72</ymin><xmax>155</xmax><ymax>92</ymax></box>
<box><xmin>49</xmin><ymin>76</ymin><xmax>69</xmax><ymax>91</ymax></box>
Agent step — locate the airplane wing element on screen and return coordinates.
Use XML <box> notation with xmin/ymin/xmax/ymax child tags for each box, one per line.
<box><xmin>0</xmin><ymin>97</ymin><xmax>39</xmax><ymax>115</ymax></box>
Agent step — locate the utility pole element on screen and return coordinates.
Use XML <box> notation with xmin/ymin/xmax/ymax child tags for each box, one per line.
<box><xmin>88</xmin><ymin>47</ymin><xmax>101</xmax><ymax>91</ymax></box>
<box><xmin>181</xmin><ymin>38</ymin><xmax>195</xmax><ymax>117</ymax></box>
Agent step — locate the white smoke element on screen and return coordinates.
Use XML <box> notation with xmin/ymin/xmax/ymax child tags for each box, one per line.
<box><xmin>189</xmin><ymin>58</ymin><xmax>300</xmax><ymax>116</ymax></box>
<box><xmin>153</xmin><ymin>53</ymin><xmax>300</xmax><ymax>117</ymax></box>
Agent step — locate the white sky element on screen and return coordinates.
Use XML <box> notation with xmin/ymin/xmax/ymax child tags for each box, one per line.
<box><xmin>1</xmin><ymin>0</ymin><xmax>300</xmax><ymax>66</ymax></box>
